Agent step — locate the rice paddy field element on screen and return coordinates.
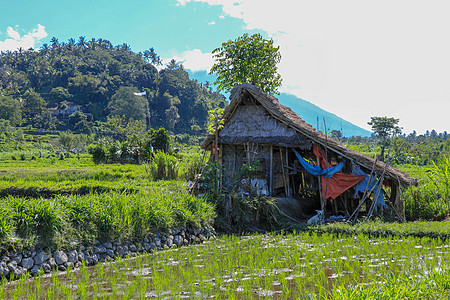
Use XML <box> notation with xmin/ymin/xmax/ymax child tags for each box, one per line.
<box><xmin>2</xmin><ymin>148</ymin><xmax>450</xmax><ymax>298</ymax></box>
<box><xmin>1</xmin><ymin>231</ymin><xmax>449</xmax><ymax>299</ymax></box>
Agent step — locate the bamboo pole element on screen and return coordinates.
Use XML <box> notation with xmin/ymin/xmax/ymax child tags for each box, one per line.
<box><xmin>317</xmin><ymin>157</ymin><xmax>325</xmax><ymax>222</ymax></box>
<box><xmin>280</xmin><ymin>147</ymin><xmax>288</xmax><ymax>196</ymax></box>
<box><xmin>270</xmin><ymin>145</ymin><xmax>273</xmax><ymax>195</ymax></box>
<box><xmin>285</xmin><ymin>147</ymin><xmax>291</xmax><ymax>197</ymax></box>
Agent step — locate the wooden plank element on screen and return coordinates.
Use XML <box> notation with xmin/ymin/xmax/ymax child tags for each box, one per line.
<box><xmin>280</xmin><ymin>147</ymin><xmax>288</xmax><ymax>196</ymax></box>
<box><xmin>270</xmin><ymin>145</ymin><xmax>273</xmax><ymax>195</ymax></box>
<box><xmin>285</xmin><ymin>147</ymin><xmax>291</xmax><ymax>197</ymax></box>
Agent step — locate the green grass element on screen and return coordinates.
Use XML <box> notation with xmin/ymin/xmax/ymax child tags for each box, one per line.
<box><xmin>0</xmin><ymin>187</ymin><xmax>215</xmax><ymax>252</ymax></box>
<box><xmin>1</xmin><ymin>231</ymin><xmax>449</xmax><ymax>299</ymax></box>
<box><xmin>309</xmin><ymin>219</ymin><xmax>450</xmax><ymax>240</ymax></box>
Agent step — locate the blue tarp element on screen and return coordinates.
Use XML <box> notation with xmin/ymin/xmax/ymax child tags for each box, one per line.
<box><xmin>293</xmin><ymin>149</ymin><xmax>343</xmax><ymax>178</ymax></box>
<box><xmin>352</xmin><ymin>165</ymin><xmax>386</xmax><ymax>206</ymax></box>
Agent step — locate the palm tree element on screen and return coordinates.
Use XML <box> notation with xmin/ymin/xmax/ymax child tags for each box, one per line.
<box><xmin>77</xmin><ymin>36</ymin><xmax>86</xmax><ymax>48</ymax></box>
<box><xmin>50</xmin><ymin>37</ymin><xmax>59</xmax><ymax>49</ymax></box>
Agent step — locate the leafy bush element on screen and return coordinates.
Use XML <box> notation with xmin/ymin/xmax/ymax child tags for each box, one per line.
<box><xmin>88</xmin><ymin>144</ymin><xmax>106</xmax><ymax>164</ymax></box>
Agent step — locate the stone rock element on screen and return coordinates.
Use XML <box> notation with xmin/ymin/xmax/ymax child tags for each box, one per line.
<box><xmin>103</xmin><ymin>242</ymin><xmax>113</xmax><ymax>249</ymax></box>
<box><xmin>0</xmin><ymin>256</ymin><xmax>10</xmax><ymax>263</ymax></box>
<box><xmin>173</xmin><ymin>235</ymin><xmax>183</xmax><ymax>246</ymax></box>
<box><xmin>30</xmin><ymin>265</ymin><xmax>41</xmax><ymax>276</ymax></box>
<box><xmin>43</xmin><ymin>262</ymin><xmax>52</xmax><ymax>273</ymax></box>
<box><xmin>129</xmin><ymin>244</ymin><xmax>137</xmax><ymax>252</ymax></box>
<box><xmin>154</xmin><ymin>238</ymin><xmax>161</xmax><ymax>248</ymax></box>
<box><xmin>79</xmin><ymin>245</ymin><xmax>86</xmax><ymax>251</ymax></box>
<box><xmin>143</xmin><ymin>237</ymin><xmax>149</xmax><ymax>243</ymax></box>
<box><xmin>34</xmin><ymin>251</ymin><xmax>49</xmax><ymax>265</ymax></box>
<box><xmin>11</xmin><ymin>266</ymin><xmax>26</xmax><ymax>279</ymax></box>
<box><xmin>78</xmin><ymin>251</ymin><xmax>85</xmax><ymax>262</ymax></box>
<box><xmin>0</xmin><ymin>261</ymin><xmax>9</xmax><ymax>276</ymax></box>
<box><xmin>166</xmin><ymin>238</ymin><xmax>173</xmax><ymax>247</ymax></box>
<box><xmin>94</xmin><ymin>245</ymin><xmax>107</xmax><ymax>254</ymax></box>
<box><xmin>149</xmin><ymin>242</ymin><xmax>157</xmax><ymax>250</ymax></box>
<box><xmin>75</xmin><ymin>262</ymin><xmax>81</xmax><ymax>268</ymax></box>
<box><xmin>58</xmin><ymin>264</ymin><xmax>66</xmax><ymax>271</ymax></box>
<box><xmin>54</xmin><ymin>250</ymin><xmax>68</xmax><ymax>265</ymax></box>
<box><xmin>31</xmin><ymin>251</ymin><xmax>37</xmax><ymax>258</ymax></box>
<box><xmin>7</xmin><ymin>261</ymin><xmax>18</xmax><ymax>271</ymax></box>
<box><xmin>10</xmin><ymin>254</ymin><xmax>22</xmax><ymax>265</ymax></box>
<box><xmin>116</xmin><ymin>246</ymin><xmax>125</xmax><ymax>257</ymax></box>
<box><xmin>68</xmin><ymin>250</ymin><xmax>78</xmax><ymax>263</ymax></box>
<box><xmin>106</xmin><ymin>249</ymin><xmax>115</xmax><ymax>259</ymax></box>
<box><xmin>84</xmin><ymin>252</ymin><xmax>93</xmax><ymax>265</ymax></box>
<box><xmin>66</xmin><ymin>262</ymin><xmax>74</xmax><ymax>269</ymax></box>
<box><xmin>48</xmin><ymin>258</ymin><xmax>57</xmax><ymax>269</ymax></box>
<box><xmin>20</xmin><ymin>257</ymin><xmax>34</xmax><ymax>270</ymax></box>
<box><xmin>183</xmin><ymin>239</ymin><xmax>189</xmax><ymax>245</ymax></box>
<box><xmin>199</xmin><ymin>234</ymin><xmax>206</xmax><ymax>242</ymax></box>
<box><xmin>91</xmin><ymin>254</ymin><xmax>98</xmax><ymax>264</ymax></box>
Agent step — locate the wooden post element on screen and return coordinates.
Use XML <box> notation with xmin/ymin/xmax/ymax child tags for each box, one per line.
<box><xmin>317</xmin><ymin>157</ymin><xmax>325</xmax><ymax>221</ymax></box>
<box><xmin>280</xmin><ymin>147</ymin><xmax>288</xmax><ymax>197</ymax></box>
<box><xmin>232</xmin><ymin>145</ymin><xmax>236</xmax><ymax>174</ymax></box>
<box><xmin>219</xmin><ymin>143</ymin><xmax>223</xmax><ymax>190</ymax></box>
<box><xmin>285</xmin><ymin>147</ymin><xmax>291</xmax><ymax>197</ymax></box>
<box><xmin>270</xmin><ymin>145</ymin><xmax>273</xmax><ymax>196</ymax></box>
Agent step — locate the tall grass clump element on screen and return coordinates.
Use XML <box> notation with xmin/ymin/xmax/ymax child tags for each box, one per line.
<box><xmin>0</xmin><ymin>187</ymin><xmax>215</xmax><ymax>252</ymax></box>
<box><xmin>148</xmin><ymin>150</ymin><xmax>179</xmax><ymax>181</ymax></box>
<box><xmin>404</xmin><ymin>156</ymin><xmax>450</xmax><ymax>220</ymax></box>
<box><xmin>427</xmin><ymin>155</ymin><xmax>450</xmax><ymax>201</ymax></box>
<box><xmin>179</xmin><ymin>148</ymin><xmax>204</xmax><ymax>181</ymax></box>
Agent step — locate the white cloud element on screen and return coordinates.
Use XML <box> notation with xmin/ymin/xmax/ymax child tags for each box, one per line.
<box><xmin>0</xmin><ymin>24</ymin><xmax>48</xmax><ymax>51</ymax></box>
<box><xmin>166</xmin><ymin>48</ymin><xmax>214</xmax><ymax>72</ymax></box>
<box><xmin>177</xmin><ymin>0</ymin><xmax>450</xmax><ymax>134</ymax></box>
<box><xmin>208</xmin><ymin>21</ymin><xmax>216</xmax><ymax>25</ymax></box>
<box><xmin>7</xmin><ymin>27</ymin><xmax>20</xmax><ymax>40</ymax></box>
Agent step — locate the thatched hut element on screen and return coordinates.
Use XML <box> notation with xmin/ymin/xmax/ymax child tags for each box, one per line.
<box><xmin>201</xmin><ymin>83</ymin><xmax>418</xmax><ymax>221</ymax></box>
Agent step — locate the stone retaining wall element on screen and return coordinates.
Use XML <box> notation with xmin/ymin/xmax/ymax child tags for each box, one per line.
<box><xmin>0</xmin><ymin>225</ymin><xmax>216</xmax><ymax>280</ymax></box>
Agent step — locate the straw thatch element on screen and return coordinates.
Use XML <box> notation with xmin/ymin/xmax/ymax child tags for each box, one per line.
<box><xmin>202</xmin><ymin>83</ymin><xmax>418</xmax><ymax>187</ymax></box>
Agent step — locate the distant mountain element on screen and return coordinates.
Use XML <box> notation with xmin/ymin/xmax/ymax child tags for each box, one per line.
<box><xmin>277</xmin><ymin>93</ymin><xmax>371</xmax><ymax>137</ymax></box>
<box><xmin>187</xmin><ymin>70</ymin><xmax>371</xmax><ymax>137</ymax></box>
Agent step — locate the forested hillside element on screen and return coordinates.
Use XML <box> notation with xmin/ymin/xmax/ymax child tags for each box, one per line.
<box><xmin>0</xmin><ymin>37</ymin><xmax>226</xmax><ymax>134</ymax></box>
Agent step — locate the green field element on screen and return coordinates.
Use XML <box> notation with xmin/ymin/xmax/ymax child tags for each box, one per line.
<box><xmin>2</xmin><ymin>231</ymin><xmax>449</xmax><ymax>299</ymax></box>
<box><xmin>0</xmin><ymin>152</ymin><xmax>215</xmax><ymax>252</ymax></box>
<box><xmin>1</xmin><ymin>145</ymin><xmax>450</xmax><ymax>298</ymax></box>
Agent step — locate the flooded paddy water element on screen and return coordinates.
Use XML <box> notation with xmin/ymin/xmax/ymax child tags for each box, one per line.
<box><xmin>2</xmin><ymin>232</ymin><xmax>450</xmax><ymax>299</ymax></box>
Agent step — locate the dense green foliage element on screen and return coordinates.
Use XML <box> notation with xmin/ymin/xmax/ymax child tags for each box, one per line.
<box><xmin>210</xmin><ymin>33</ymin><xmax>282</xmax><ymax>94</ymax></box>
<box><xmin>0</xmin><ymin>37</ymin><xmax>226</xmax><ymax>134</ymax></box>
<box><xmin>367</xmin><ymin>116</ymin><xmax>401</xmax><ymax>161</ymax></box>
<box><xmin>344</xmin><ymin>130</ymin><xmax>450</xmax><ymax>220</ymax></box>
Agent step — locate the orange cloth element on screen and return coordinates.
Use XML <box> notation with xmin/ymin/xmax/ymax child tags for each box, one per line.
<box><xmin>313</xmin><ymin>145</ymin><xmax>365</xmax><ymax>201</ymax></box>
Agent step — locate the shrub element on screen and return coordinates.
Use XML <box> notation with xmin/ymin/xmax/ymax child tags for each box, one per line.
<box><xmin>88</xmin><ymin>144</ymin><xmax>106</xmax><ymax>164</ymax></box>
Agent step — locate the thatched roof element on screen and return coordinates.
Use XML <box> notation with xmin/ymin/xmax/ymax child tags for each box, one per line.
<box><xmin>202</xmin><ymin>83</ymin><xmax>418</xmax><ymax>187</ymax></box>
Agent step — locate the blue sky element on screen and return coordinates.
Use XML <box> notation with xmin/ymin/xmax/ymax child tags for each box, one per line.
<box><xmin>1</xmin><ymin>0</ymin><xmax>450</xmax><ymax>134</ymax></box>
